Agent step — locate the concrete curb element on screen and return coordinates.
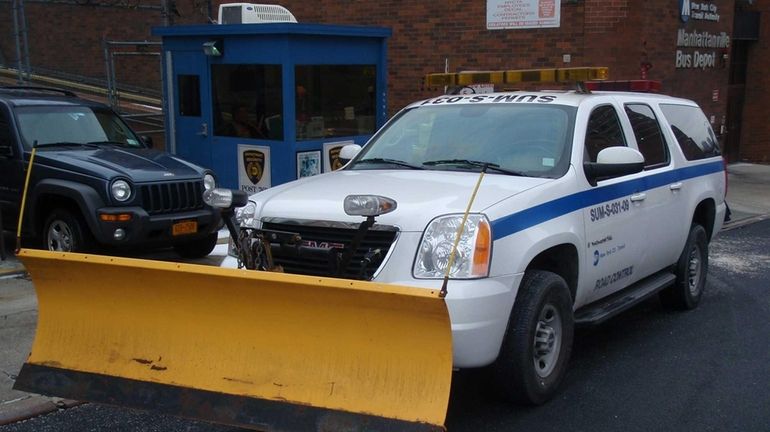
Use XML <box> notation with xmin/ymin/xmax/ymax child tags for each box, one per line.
<box><xmin>722</xmin><ymin>214</ymin><xmax>769</xmax><ymax>232</ymax></box>
<box><xmin>0</xmin><ymin>397</ymin><xmax>82</xmax><ymax>426</ymax></box>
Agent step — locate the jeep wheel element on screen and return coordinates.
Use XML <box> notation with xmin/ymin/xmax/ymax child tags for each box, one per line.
<box><xmin>492</xmin><ymin>270</ymin><xmax>574</xmax><ymax>405</ymax></box>
<box><xmin>660</xmin><ymin>223</ymin><xmax>708</xmax><ymax>310</ymax></box>
<box><xmin>43</xmin><ymin>209</ymin><xmax>93</xmax><ymax>253</ymax></box>
<box><xmin>174</xmin><ymin>232</ymin><xmax>218</xmax><ymax>259</ymax></box>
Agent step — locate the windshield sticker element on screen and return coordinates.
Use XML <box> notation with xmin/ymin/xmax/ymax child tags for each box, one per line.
<box><xmin>420</xmin><ymin>94</ymin><xmax>557</xmax><ymax>105</ymax></box>
<box><xmin>594</xmin><ymin>265</ymin><xmax>633</xmax><ymax>291</ymax></box>
<box><xmin>589</xmin><ymin>198</ymin><xmax>630</xmax><ymax>222</ymax></box>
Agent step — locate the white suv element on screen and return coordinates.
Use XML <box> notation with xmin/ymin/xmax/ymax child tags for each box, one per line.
<box><xmin>221</xmin><ymin>89</ymin><xmax>726</xmax><ymax>404</ymax></box>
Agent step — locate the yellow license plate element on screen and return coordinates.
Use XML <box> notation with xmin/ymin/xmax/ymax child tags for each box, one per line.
<box><xmin>172</xmin><ymin>221</ymin><xmax>198</xmax><ymax>236</ymax></box>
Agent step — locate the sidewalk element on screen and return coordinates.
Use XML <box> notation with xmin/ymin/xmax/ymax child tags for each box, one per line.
<box><xmin>724</xmin><ymin>163</ymin><xmax>770</xmax><ymax>228</ymax></box>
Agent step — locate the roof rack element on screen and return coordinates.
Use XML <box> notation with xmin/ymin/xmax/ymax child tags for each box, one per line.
<box><xmin>0</xmin><ymin>86</ymin><xmax>77</xmax><ymax>97</ymax></box>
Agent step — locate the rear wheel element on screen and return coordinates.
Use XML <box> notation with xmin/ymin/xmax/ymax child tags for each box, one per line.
<box><xmin>174</xmin><ymin>232</ymin><xmax>218</xmax><ymax>259</ymax></box>
<box><xmin>492</xmin><ymin>270</ymin><xmax>574</xmax><ymax>405</ymax></box>
<box><xmin>660</xmin><ymin>223</ymin><xmax>708</xmax><ymax>310</ymax></box>
<box><xmin>43</xmin><ymin>208</ymin><xmax>93</xmax><ymax>253</ymax></box>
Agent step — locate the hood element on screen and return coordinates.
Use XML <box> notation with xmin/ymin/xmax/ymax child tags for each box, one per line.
<box><xmin>254</xmin><ymin>170</ymin><xmax>550</xmax><ymax>232</ymax></box>
<box><xmin>34</xmin><ymin>147</ymin><xmax>205</xmax><ymax>182</ymax></box>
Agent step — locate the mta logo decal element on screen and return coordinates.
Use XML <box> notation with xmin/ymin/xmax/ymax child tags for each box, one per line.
<box><xmin>679</xmin><ymin>0</ymin><xmax>690</xmax><ymax>22</ymax></box>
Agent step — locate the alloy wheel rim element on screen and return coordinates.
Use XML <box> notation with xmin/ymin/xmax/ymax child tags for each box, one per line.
<box><xmin>47</xmin><ymin>220</ymin><xmax>74</xmax><ymax>252</ymax></box>
<box><xmin>533</xmin><ymin>303</ymin><xmax>562</xmax><ymax>379</ymax></box>
<box><xmin>687</xmin><ymin>245</ymin><xmax>702</xmax><ymax>296</ymax></box>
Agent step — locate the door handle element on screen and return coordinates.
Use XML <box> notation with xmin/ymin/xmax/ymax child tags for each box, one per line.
<box><xmin>630</xmin><ymin>193</ymin><xmax>646</xmax><ymax>202</ymax></box>
<box><xmin>196</xmin><ymin>122</ymin><xmax>208</xmax><ymax>137</ymax></box>
<box><xmin>670</xmin><ymin>182</ymin><xmax>683</xmax><ymax>191</ymax></box>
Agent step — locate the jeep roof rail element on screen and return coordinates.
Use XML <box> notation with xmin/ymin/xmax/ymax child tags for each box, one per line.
<box><xmin>0</xmin><ymin>86</ymin><xmax>78</xmax><ymax>97</ymax></box>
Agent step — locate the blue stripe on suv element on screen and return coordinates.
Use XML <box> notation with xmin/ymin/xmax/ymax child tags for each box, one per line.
<box><xmin>491</xmin><ymin>160</ymin><xmax>724</xmax><ymax>240</ymax></box>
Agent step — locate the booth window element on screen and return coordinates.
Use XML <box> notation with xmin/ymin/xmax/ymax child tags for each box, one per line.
<box><xmin>178</xmin><ymin>75</ymin><xmax>201</xmax><ymax>117</ymax></box>
<box><xmin>211</xmin><ymin>64</ymin><xmax>283</xmax><ymax>140</ymax></box>
<box><xmin>295</xmin><ymin>65</ymin><xmax>376</xmax><ymax>140</ymax></box>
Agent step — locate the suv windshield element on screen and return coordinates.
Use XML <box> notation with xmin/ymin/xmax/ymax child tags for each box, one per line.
<box><xmin>15</xmin><ymin>105</ymin><xmax>144</xmax><ymax>150</ymax></box>
<box><xmin>352</xmin><ymin>103</ymin><xmax>577</xmax><ymax>178</ymax></box>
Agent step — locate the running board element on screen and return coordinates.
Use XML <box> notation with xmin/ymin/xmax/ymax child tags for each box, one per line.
<box><xmin>574</xmin><ymin>272</ymin><xmax>676</xmax><ymax>326</ymax></box>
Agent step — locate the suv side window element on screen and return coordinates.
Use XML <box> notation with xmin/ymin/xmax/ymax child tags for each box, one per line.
<box><xmin>0</xmin><ymin>106</ymin><xmax>14</xmax><ymax>157</ymax></box>
<box><xmin>624</xmin><ymin>104</ymin><xmax>669</xmax><ymax>168</ymax></box>
<box><xmin>659</xmin><ymin>104</ymin><xmax>721</xmax><ymax>160</ymax></box>
<box><xmin>584</xmin><ymin>105</ymin><xmax>626</xmax><ymax>162</ymax></box>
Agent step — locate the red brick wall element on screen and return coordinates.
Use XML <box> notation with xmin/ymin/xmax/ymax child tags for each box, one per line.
<box><xmin>1</xmin><ymin>0</ymin><xmax>766</xmax><ymax>160</ymax></box>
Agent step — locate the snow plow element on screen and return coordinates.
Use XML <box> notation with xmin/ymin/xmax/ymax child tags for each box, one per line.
<box><xmin>14</xmin><ymin>247</ymin><xmax>452</xmax><ymax>431</ymax></box>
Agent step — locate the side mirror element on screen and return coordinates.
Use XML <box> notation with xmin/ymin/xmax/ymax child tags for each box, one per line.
<box><xmin>141</xmin><ymin>135</ymin><xmax>154</xmax><ymax>149</ymax></box>
<box><xmin>339</xmin><ymin>144</ymin><xmax>362</xmax><ymax>164</ymax></box>
<box><xmin>584</xmin><ymin>146</ymin><xmax>644</xmax><ymax>186</ymax></box>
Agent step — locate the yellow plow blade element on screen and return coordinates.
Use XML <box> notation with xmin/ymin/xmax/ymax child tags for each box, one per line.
<box><xmin>14</xmin><ymin>249</ymin><xmax>452</xmax><ymax>431</ymax></box>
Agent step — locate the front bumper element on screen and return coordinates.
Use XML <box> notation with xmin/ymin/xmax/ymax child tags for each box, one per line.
<box><xmin>92</xmin><ymin>206</ymin><xmax>221</xmax><ymax>247</ymax></box>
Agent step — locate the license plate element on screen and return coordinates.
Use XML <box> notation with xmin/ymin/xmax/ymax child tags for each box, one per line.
<box><xmin>172</xmin><ymin>220</ymin><xmax>198</xmax><ymax>236</ymax></box>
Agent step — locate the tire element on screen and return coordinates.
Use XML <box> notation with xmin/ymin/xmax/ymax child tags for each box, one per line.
<box><xmin>491</xmin><ymin>270</ymin><xmax>574</xmax><ymax>405</ymax></box>
<box><xmin>43</xmin><ymin>208</ymin><xmax>94</xmax><ymax>253</ymax></box>
<box><xmin>660</xmin><ymin>224</ymin><xmax>708</xmax><ymax>310</ymax></box>
<box><xmin>174</xmin><ymin>232</ymin><xmax>218</xmax><ymax>259</ymax></box>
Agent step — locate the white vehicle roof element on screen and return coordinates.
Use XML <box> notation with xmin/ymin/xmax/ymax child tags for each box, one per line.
<box><xmin>407</xmin><ymin>90</ymin><xmax>695</xmax><ymax>109</ymax></box>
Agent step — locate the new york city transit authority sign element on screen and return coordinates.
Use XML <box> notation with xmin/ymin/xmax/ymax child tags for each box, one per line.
<box><xmin>487</xmin><ymin>0</ymin><xmax>561</xmax><ymax>30</ymax></box>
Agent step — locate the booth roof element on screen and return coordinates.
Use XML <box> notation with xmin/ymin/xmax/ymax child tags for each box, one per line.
<box><xmin>152</xmin><ymin>23</ymin><xmax>392</xmax><ymax>39</ymax></box>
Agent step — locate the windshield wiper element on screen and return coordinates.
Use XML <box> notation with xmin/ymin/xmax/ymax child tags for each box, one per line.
<box><xmin>354</xmin><ymin>158</ymin><xmax>425</xmax><ymax>170</ymax></box>
<box><xmin>87</xmin><ymin>140</ymin><xmax>133</xmax><ymax>148</ymax></box>
<box><xmin>423</xmin><ymin>159</ymin><xmax>525</xmax><ymax>176</ymax></box>
<box><xmin>35</xmin><ymin>142</ymin><xmax>100</xmax><ymax>149</ymax></box>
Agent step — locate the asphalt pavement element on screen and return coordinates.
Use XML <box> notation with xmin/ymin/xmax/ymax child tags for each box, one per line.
<box><xmin>0</xmin><ymin>162</ymin><xmax>768</xmax><ymax>426</ymax></box>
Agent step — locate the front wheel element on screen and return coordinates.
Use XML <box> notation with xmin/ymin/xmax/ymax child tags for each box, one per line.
<box><xmin>491</xmin><ymin>270</ymin><xmax>574</xmax><ymax>405</ymax></box>
<box><xmin>43</xmin><ymin>208</ymin><xmax>93</xmax><ymax>253</ymax></box>
<box><xmin>660</xmin><ymin>223</ymin><xmax>708</xmax><ymax>310</ymax></box>
<box><xmin>174</xmin><ymin>232</ymin><xmax>218</xmax><ymax>259</ymax></box>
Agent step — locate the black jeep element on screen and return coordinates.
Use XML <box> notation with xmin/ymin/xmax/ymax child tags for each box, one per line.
<box><xmin>0</xmin><ymin>86</ymin><xmax>221</xmax><ymax>258</ymax></box>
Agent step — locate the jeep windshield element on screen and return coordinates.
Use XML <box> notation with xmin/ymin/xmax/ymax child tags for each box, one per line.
<box><xmin>15</xmin><ymin>105</ymin><xmax>145</xmax><ymax>150</ymax></box>
<box><xmin>350</xmin><ymin>103</ymin><xmax>577</xmax><ymax>178</ymax></box>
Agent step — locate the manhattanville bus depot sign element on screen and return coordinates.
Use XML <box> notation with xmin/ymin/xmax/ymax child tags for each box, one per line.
<box><xmin>676</xmin><ymin>0</ymin><xmax>729</xmax><ymax>70</ymax></box>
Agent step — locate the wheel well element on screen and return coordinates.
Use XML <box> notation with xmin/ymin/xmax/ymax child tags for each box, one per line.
<box><xmin>692</xmin><ymin>199</ymin><xmax>716</xmax><ymax>241</ymax></box>
<box><xmin>525</xmin><ymin>244</ymin><xmax>579</xmax><ymax>303</ymax></box>
<box><xmin>35</xmin><ymin>195</ymin><xmax>83</xmax><ymax>233</ymax></box>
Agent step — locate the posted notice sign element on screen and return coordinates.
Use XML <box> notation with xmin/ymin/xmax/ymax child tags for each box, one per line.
<box><xmin>487</xmin><ymin>0</ymin><xmax>560</xmax><ymax>30</ymax></box>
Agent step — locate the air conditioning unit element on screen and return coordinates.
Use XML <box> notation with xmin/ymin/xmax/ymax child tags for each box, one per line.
<box><xmin>218</xmin><ymin>3</ymin><xmax>298</xmax><ymax>24</ymax></box>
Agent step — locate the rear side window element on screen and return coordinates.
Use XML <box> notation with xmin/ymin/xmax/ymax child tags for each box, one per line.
<box><xmin>659</xmin><ymin>104</ymin><xmax>721</xmax><ymax>160</ymax></box>
<box><xmin>584</xmin><ymin>105</ymin><xmax>626</xmax><ymax>162</ymax></box>
<box><xmin>624</xmin><ymin>104</ymin><xmax>668</xmax><ymax>168</ymax></box>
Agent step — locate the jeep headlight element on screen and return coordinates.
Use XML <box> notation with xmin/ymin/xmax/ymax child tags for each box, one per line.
<box><xmin>110</xmin><ymin>179</ymin><xmax>132</xmax><ymax>202</ymax></box>
<box><xmin>203</xmin><ymin>173</ymin><xmax>216</xmax><ymax>191</ymax></box>
<box><xmin>413</xmin><ymin>214</ymin><xmax>491</xmax><ymax>279</ymax></box>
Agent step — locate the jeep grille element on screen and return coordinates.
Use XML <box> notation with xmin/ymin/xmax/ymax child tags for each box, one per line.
<box><xmin>261</xmin><ymin>219</ymin><xmax>399</xmax><ymax>280</ymax></box>
<box><xmin>140</xmin><ymin>181</ymin><xmax>205</xmax><ymax>215</ymax></box>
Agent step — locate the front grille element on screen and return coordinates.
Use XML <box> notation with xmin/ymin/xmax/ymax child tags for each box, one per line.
<box><xmin>139</xmin><ymin>181</ymin><xmax>205</xmax><ymax>215</ymax></box>
<box><xmin>262</xmin><ymin>220</ymin><xmax>399</xmax><ymax>280</ymax></box>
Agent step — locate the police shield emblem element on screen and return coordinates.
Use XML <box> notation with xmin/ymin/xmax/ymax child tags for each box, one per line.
<box><xmin>243</xmin><ymin>150</ymin><xmax>265</xmax><ymax>184</ymax></box>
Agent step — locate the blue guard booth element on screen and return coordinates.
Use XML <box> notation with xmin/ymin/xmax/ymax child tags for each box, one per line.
<box><xmin>152</xmin><ymin>21</ymin><xmax>391</xmax><ymax>192</ymax></box>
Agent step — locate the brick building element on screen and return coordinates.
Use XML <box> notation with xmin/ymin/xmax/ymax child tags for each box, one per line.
<box><xmin>0</xmin><ymin>0</ymin><xmax>766</xmax><ymax>161</ymax></box>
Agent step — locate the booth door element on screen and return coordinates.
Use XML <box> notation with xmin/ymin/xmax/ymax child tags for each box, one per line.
<box><xmin>172</xmin><ymin>51</ymin><xmax>212</xmax><ymax>170</ymax></box>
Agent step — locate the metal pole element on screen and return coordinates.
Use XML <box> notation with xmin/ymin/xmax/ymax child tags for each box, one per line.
<box><xmin>12</xmin><ymin>0</ymin><xmax>23</xmax><ymax>83</ymax></box>
<box><xmin>20</xmin><ymin>0</ymin><xmax>31</xmax><ymax>80</ymax></box>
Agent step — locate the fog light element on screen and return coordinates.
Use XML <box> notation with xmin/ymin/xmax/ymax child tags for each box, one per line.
<box><xmin>113</xmin><ymin>228</ymin><xmax>126</xmax><ymax>241</ymax></box>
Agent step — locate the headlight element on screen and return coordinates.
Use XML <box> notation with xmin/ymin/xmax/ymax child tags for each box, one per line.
<box><xmin>413</xmin><ymin>214</ymin><xmax>491</xmax><ymax>279</ymax></box>
<box><xmin>203</xmin><ymin>173</ymin><xmax>216</xmax><ymax>191</ymax></box>
<box><xmin>111</xmin><ymin>179</ymin><xmax>132</xmax><ymax>202</ymax></box>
